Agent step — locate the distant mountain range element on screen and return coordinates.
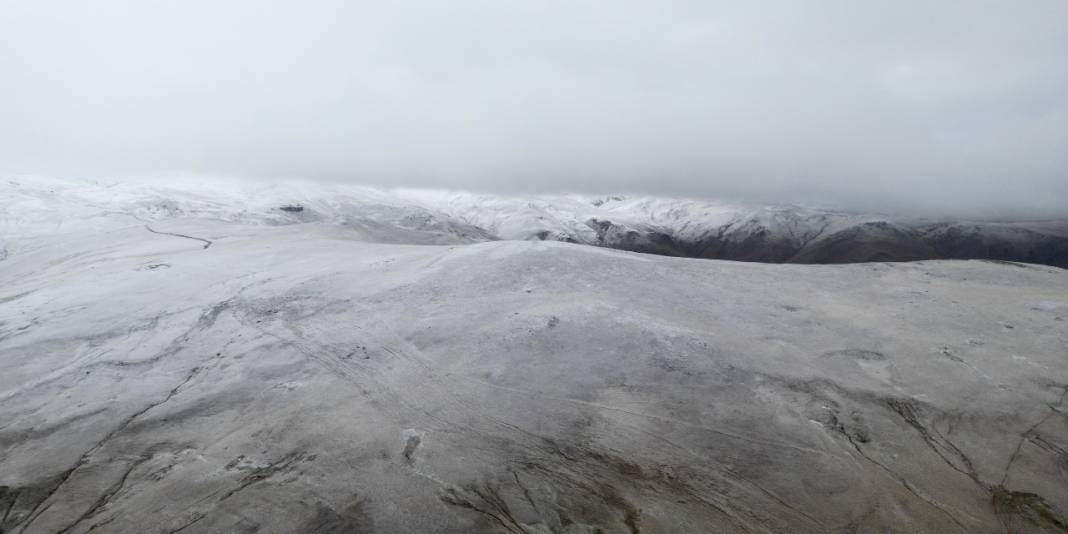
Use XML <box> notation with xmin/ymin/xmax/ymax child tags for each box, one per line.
<box><xmin>4</xmin><ymin>176</ymin><xmax>1067</xmax><ymax>268</ymax></box>
<box><xmin>397</xmin><ymin>191</ymin><xmax>1068</xmax><ymax>268</ymax></box>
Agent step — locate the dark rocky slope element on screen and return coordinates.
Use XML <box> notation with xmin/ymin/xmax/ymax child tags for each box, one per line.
<box><xmin>584</xmin><ymin>218</ymin><xmax>1068</xmax><ymax>268</ymax></box>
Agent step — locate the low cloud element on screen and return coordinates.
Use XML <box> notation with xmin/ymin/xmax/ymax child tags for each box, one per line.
<box><xmin>2</xmin><ymin>0</ymin><xmax>1066</xmax><ymax>216</ymax></box>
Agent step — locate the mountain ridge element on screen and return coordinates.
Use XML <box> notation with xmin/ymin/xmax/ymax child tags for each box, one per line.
<box><xmin>4</xmin><ymin>176</ymin><xmax>1067</xmax><ymax>268</ymax></box>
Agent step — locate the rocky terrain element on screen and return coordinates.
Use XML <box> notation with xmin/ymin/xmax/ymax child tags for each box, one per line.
<box><xmin>1</xmin><ymin>178</ymin><xmax>1068</xmax><ymax>533</ymax></box>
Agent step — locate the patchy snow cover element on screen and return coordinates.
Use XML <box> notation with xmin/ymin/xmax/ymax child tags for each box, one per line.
<box><xmin>1</xmin><ymin>177</ymin><xmax>1068</xmax><ymax>532</ymax></box>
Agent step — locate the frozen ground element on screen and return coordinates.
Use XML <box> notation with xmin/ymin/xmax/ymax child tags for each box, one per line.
<box><xmin>1</xmin><ymin>180</ymin><xmax>1068</xmax><ymax>533</ymax></box>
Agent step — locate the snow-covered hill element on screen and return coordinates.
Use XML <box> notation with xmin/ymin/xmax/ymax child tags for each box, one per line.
<box><xmin>1</xmin><ymin>199</ymin><xmax>1067</xmax><ymax>532</ymax></box>
<box><xmin>4</xmin><ymin>176</ymin><xmax>1068</xmax><ymax>268</ymax></box>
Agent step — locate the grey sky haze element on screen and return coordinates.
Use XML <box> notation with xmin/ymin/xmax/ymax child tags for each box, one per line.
<box><xmin>2</xmin><ymin>1</ymin><xmax>1066</xmax><ymax>216</ymax></box>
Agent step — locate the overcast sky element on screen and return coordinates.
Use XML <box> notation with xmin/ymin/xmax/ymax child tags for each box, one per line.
<box><xmin>1</xmin><ymin>1</ymin><xmax>1066</xmax><ymax>216</ymax></box>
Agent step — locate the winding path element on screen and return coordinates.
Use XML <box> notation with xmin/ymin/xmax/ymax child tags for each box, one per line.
<box><xmin>144</xmin><ymin>225</ymin><xmax>212</xmax><ymax>249</ymax></box>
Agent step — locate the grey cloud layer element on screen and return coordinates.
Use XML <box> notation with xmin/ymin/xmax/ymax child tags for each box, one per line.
<box><xmin>2</xmin><ymin>1</ymin><xmax>1066</xmax><ymax>215</ymax></box>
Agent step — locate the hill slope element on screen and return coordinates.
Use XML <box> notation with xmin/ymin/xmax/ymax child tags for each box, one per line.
<box><xmin>1</xmin><ymin>202</ymin><xmax>1067</xmax><ymax>532</ymax></box>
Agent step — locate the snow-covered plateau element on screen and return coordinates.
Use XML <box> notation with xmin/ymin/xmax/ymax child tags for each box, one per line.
<box><xmin>1</xmin><ymin>176</ymin><xmax>1067</xmax><ymax>533</ymax></box>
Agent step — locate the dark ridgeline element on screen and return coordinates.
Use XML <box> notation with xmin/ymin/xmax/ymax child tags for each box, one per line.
<box><xmin>571</xmin><ymin>218</ymin><xmax>1068</xmax><ymax>269</ymax></box>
